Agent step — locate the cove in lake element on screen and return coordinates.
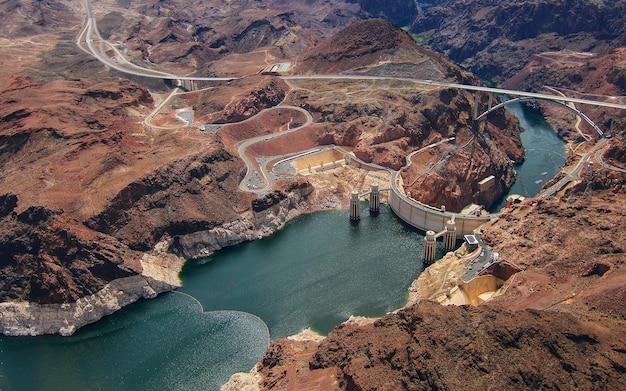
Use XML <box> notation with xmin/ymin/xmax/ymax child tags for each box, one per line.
<box><xmin>0</xmin><ymin>102</ymin><xmax>565</xmax><ymax>391</ymax></box>
<box><xmin>178</xmin><ymin>206</ymin><xmax>437</xmax><ymax>338</ymax></box>
<box><xmin>0</xmin><ymin>293</ymin><xmax>269</xmax><ymax>390</ymax></box>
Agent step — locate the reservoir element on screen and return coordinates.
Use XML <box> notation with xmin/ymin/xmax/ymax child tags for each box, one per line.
<box><xmin>0</xmin><ymin>207</ymin><xmax>432</xmax><ymax>390</ymax></box>
<box><xmin>0</xmin><ymin>104</ymin><xmax>565</xmax><ymax>391</ymax></box>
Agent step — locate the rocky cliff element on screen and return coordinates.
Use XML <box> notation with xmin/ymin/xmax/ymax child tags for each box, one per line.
<box><xmin>258</xmin><ymin>302</ymin><xmax>626</xmax><ymax>390</ymax></box>
<box><xmin>254</xmin><ymin>169</ymin><xmax>626</xmax><ymax>390</ymax></box>
<box><xmin>1</xmin><ymin>1</ymin><xmax>626</xmax><ymax>389</ymax></box>
<box><xmin>410</xmin><ymin>0</ymin><xmax>626</xmax><ymax>82</ymax></box>
<box><xmin>294</xmin><ymin>19</ymin><xmax>523</xmax><ymax>211</ymax></box>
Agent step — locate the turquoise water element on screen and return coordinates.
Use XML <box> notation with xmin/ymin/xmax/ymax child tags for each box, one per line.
<box><xmin>0</xmin><ymin>293</ymin><xmax>269</xmax><ymax>390</ymax></box>
<box><xmin>179</xmin><ymin>207</ymin><xmax>431</xmax><ymax>338</ymax></box>
<box><xmin>0</xmin><ymin>206</ymin><xmax>432</xmax><ymax>390</ymax></box>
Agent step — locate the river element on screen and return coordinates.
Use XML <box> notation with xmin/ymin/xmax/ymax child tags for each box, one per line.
<box><xmin>0</xmin><ymin>104</ymin><xmax>564</xmax><ymax>391</ymax></box>
<box><xmin>491</xmin><ymin>102</ymin><xmax>567</xmax><ymax>211</ymax></box>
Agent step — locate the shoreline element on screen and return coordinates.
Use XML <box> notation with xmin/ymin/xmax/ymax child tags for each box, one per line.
<box><xmin>220</xmin><ymin>239</ymin><xmax>473</xmax><ymax>390</ymax></box>
<box><xmin>0</xmin><ymin>156</ymin><xmax>509</xmax><ymax>337</ymax></box>
<box><xmin>0</xmin><ymin>189</ymin><xmax>311</xmax><ymax>337</ymax></box>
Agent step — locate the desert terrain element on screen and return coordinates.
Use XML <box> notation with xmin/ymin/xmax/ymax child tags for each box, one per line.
<box><xmin>0</xmin><ymin>0</ymin><xmax>625</xmax><ymax>390</ymax></box>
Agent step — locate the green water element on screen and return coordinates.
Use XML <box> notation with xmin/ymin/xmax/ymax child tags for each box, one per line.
<box><xmin>0</xmin><ymin>206</ymin><xmax>432</xmax><ymax>390</ymax></box>
<box><xmin>0</xmin><ymin>293</ymin><xmax>269</xmax><ymax>390</ymax></box>
<box><xmin>179</xmin><ymin>206</ymin><xmax>430</xmax><ymax>338</ymax></box>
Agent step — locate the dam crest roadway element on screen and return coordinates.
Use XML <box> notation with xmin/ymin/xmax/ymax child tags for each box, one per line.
<box><xmin>78</xmin><ymin>0</ymin><xmax>626</xmax><ymax>236</ymax></box>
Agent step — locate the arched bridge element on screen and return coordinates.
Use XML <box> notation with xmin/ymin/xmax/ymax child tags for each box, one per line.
<box><xmin>473</xmin><ymin>94</ymin><xmax>605</xmax><ymax>136</ymax></box>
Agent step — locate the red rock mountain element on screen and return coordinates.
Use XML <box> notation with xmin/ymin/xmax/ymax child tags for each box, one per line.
<box><xmin>0</xmin><ymin>3</ymin><xmax>521</xmax><ymax>328</ymax></box>
<box><xmin>1</xmin><ymin>2</ymin><xmax>624</xmax><ymax>390</ymax></box>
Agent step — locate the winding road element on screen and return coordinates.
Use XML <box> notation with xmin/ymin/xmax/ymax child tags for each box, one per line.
<box><xmin>78</xmin><ymin>0</ymin><xmax>626</xmax><ymax>110</ymax></box>
<box><xmin>236</xmin><ymin>106</ymin><xmax>313</xmax><ymax>193</ymax></box>
<box><xmin>78</xmin><ymin>0</ymin><xmax>626</xmax><ymax>197</ymax></box>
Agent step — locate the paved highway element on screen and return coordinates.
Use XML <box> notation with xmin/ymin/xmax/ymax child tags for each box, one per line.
<box><xmin>460</xmin><ymin>235</ymin><xmax>494</xmax><ymax>282</ymax></box>
<box><xmin>538</xmin><ymin>138</ymin><xmax>608</xmax><ymax>199</ymax></box>
<box><xmin>280</xmin><ymin>75</ymin><xmax>626</xmax><ymax>111</ymax></box>
<box><xmin>79</xmin><ymin>0</ymin><xmax>626</xmax><ymax>197</ymax></box>
<box><xmin>79</xmin><ymin>0</ymin><xmax>232</xmax><ymax>82</ymax></box>
<box><xmin>595</xmin><ymin>143</ymin><xmax>626</xmax><ymax>173</ymax></box>
<box><xmin>80</xmin><ymin>1</ymin><xmax>626</xmax><ymax>111</ymax></box>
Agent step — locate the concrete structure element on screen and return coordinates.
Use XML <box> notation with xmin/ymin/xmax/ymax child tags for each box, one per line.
<box><xmin>176</xmin><ymin>79</ymin><xmax>197</xmax><ymax>91</ymax></box>
<box><xmin>343</xmin><ymin>151</ymin><xmax>494</xmax><ymax>256</ymax></box>
<box><xmin>349</xmin><ymin>192</ymin><xmax>360</xmax><ymax>221</ymax></box>
<box><xmin>388</xmin><ymin>189</ymin><xmax>494</xmax><ymax>236</ymax></box>
<box><xmin>421</xmin><ymin>218</ymin><xmax>459</xmax><ymax>262</ymax></box>
<box><xmin>475</xmin><ymin>96</ymin><xmax>605</xmax><ymax>136</ymax></box>
<box><xmin>464</xmin><ymin>235</ymin><xmax>479</xmax><ymax>251</ymax></box>
<box><xmin>369</xmin><ymin>184</ymin><xmax>380</xmax><ymax>213</ymax></box>
<box><xmin>423</xmin><ymin>230</ymin><xmax>437</xmax><ymax>264</ymax></box>
<box><xmin>478</xmin><ymin>175</ymin><xmax>495</xmax><ymax>194</ymax></box>
<box><xmin>349</xmin><ymin>184</ymin><xmax>388</xmax><ymax>220</ymax></box>
<box><xmin>443</xmin><ymin>218</ymin><xmax>457</xmax><ymax>251</ymax></box>
<box><xmin>439</xmin><ymin>275</ymin><xmax>504</xmax><ymax>306</ymax></box>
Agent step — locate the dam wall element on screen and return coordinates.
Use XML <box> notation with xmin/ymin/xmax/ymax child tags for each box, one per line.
<box><xmin>388</xmin><ymin>189</ymin><xmax>494</xmax><ymax>236</ymax></box>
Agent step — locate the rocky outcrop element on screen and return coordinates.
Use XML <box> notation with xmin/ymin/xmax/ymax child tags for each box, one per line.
<box><xmin>255</xmin><ymin>178</ymin><xmax>626</xmax><ymax>389</ymax></box>
<box><xmin>86</xmin><ymin>148</ymin><xmax>247</xmax><ymax>251</ymax></box>
<box><xmin>0</xmin><ymin>192</ymin><xmax>177</xmax><ymax>336</ymax></box>
<box><xmin>253</xmin><ymin>183</ymin><xmax>315</xmax><ymax>236</ymax></box>
<box><xmin>220</xmin><ymin>78</ymin><xmax>288</xmax><ymax>123</ymax></box>
<box><xmin>293</xmin><ymin>19</ymin><xmax>524</xmax><ymax>211</ymax></box>
<box><xmin>0</xmin><ymin>194</ymin><xmax>141</xmax><ymax>305</ymax></box>
<box><xmin>0</xmin><ymin>275</ymin><xmax>174</xmax><ymax>336</ymax></box>
<box><xmin>170</xmin><ymin>214</ymin><xmax>258</xmax><ymax>260</ymax></box>
<box><xmin>171</xmin><ymin>182</ymin><xmax>315</xmax><ymax>259</ymax></box>
<box><xmin>504</xmin><ymin>47</ymin><xmax>626</xmax><ymax>135</ymax></box>
<box><xmin>400</xmin><ymin>95</ymin><xmax>523</xmax><ymax>211</ymax></box>
<box><xmin>299</xmin><ymin>302</ymin><xmax>626</xmax><ymax>390</ymax></box>
<box><xmin>410</xmin><ymin>0</ymin><xmax>626</xmax><ymax>82</ymax></box>
<box><xmin>124</xmin><ymin>0</ymin><xmax>313</xmax><ymax>70</ymax></box>
<box><xmin>298</xmin><ymin>19</ymin><xmax>414</xmax><ymax>74</ymax></box>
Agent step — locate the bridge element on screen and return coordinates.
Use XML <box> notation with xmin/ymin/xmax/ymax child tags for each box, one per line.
<box><xmin>79</xmin><ymin>0</ymin><xmax>626</xmax><ymax>119</ymax></box>
<box><xmin>474</xmin><ymin>94</ymin><xmax>605</xmax><ymax>136</ymax></box>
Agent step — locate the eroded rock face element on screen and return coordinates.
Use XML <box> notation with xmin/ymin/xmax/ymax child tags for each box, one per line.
<box><xmin>220</xmin><ymin>78</ymin><xmax>288</xmax><ymax>123</ymax></box>
<box><xmin>256</xmin><ymin>177</ymin><xmax>626</xmax><ymax>390</ymax></box>
<box><xmin>306</xmin><ymin>302</ymin><xmax>626</xmax><ymax>390</ymax></box>
<box><xmin>0</xmin><ymin>275</ymin><xmax>174</xmax><ymax>336</ymax></box>
<box><xmin>410</xmin><ymin>0</ymin><xmax>626</xmax><ymax>82</ymax></box>
<box><xmin>0</xmin><ymin>194</ymin><xmax>141</xmax><ymax>305</ymax></box>
<box><xmin>0</xmin><ymin>2</ymin><xmax>523</xmax><ymax>337</ymax></box>
<box><xmin>86</xmin><ymin>149</ymin><xmax>247</xmax><ymax>251</ymax></box>
<box><xmin>257</xmin><ymin>302</ymin><xmax>626</xmax><ymax>390</ymax></box>
<box><xmin>293</xmin><ymin>19</ymin><xmax>524</xmax><ymax>211</ymax></box>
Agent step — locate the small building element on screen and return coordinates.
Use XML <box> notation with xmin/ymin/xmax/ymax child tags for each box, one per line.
<box><xmin>461</xmin><ymin>203</ymin><xmax>484</xmax><ymax>216</ymax></box>
<box><xmin>464</xmin><ymin>235</ymin><xmax>479</xmax><ymax>251</ymax></box>
<box><xmin>478</xmin><ymin>175</ymin><xmax>495</xmax><ymax>193</ymax></box>
<box><xmin>505</xmin><ymin>194</ymin><xmax>525</xmax><ymax>208</ymax></box>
